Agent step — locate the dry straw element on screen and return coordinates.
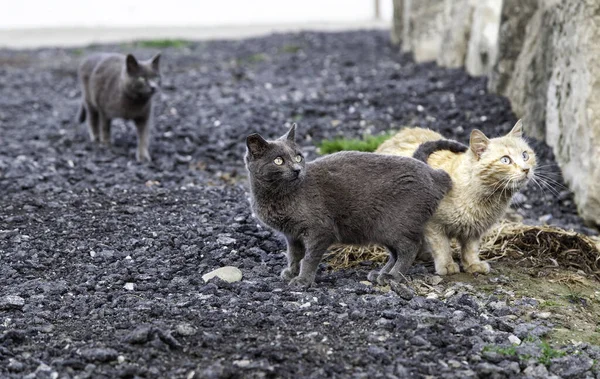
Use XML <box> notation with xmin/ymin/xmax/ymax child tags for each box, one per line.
<box><xmin>326</xmin><ymin>222</ymin><xmax>600</xmax><ymax>281</ymax></box>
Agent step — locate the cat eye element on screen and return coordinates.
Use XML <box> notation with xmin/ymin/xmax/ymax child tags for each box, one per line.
<box><xmin>294</xmin><ymin>154</ymin><xmax>303</xmax><ymax>163</ymax></box>
<box><xmin>500</xmin><ymin>156</ymin><xmax>512</xmax><ymax>165</ymax></box>
<box><xmin>522</xmin><ymin>151</ymin><xmax>529</xmax><ymax>161</ymax></box>
<box><xmin>274</xmin><ymin>157</ymin><xmax>284</xmax><ymax>165</ymax></box>
<box><xmin>137</xmin><ymin>77</ymin><xmax>146</xmax><ymax>83</ymax></box>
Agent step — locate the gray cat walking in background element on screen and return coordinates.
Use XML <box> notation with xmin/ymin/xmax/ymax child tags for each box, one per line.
<box><xmin>77</xmin><ymin>53</ymin><xmax>161</xmax><ymax>162</ymax></box>
<box><xmin>245</xmin><ymin>124</ymin><xmax>454</xmax><ymax>287</ymax></box>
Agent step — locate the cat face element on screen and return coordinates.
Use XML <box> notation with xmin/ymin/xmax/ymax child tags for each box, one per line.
<box><xmin>245</xmin><ymin>124</ymin><xmax>306</xmax><ymax>184</ymax></box>
<box><xmin>124</xmin><ymin>54</ymin><xmax>161</xmax><ymax>98</ymax></box>
<box><xmin>469</xmin><ymin>120</ymin><xmax>537</xmax><ymax>193</ymax></box>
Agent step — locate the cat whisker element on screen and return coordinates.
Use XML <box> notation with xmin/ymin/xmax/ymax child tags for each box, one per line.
<box><xmin>534</xmin><ymin>176</ymin><xmax>562</xmax><ymax>197</ymax></box>
<box><xmin>484</xmin><ymin>177</ymin><xmax>511</xmax><ymax>203</ymax></box>
<box><xmin>531</xmin><ymin>176</ymin><xmax>550</xmax><ymax>198</ymax></box>
<box><xmin>535</xmin><ymin>173</ymin><xmax>568</xmax><ymax>190</ymax></box>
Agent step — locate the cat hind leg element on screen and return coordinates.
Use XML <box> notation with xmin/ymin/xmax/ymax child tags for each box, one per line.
<box><xmin>376</xmin><ymin>238</ymin><xmax>419</xmax><ymax>285</ymax></box>
<box><xmin>367</xmin><ymin>246</ymin><xmax>396</xmax><ymax>283</ymax></box>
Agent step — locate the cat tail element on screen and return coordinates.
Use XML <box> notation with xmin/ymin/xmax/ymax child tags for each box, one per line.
<box><xmin>77</xmin><ymin>103</ymin><xmax>86</xmax><ymax>123</ymax></box>
<box><xmin>431</xmin><ymin>169</ymin><xmax>453</xmax><ymax>196</ymax></box>
<box><xmin>412</xmin><ymin>140</ymin><xmax>468</xmax><ymax>163</ymax></box>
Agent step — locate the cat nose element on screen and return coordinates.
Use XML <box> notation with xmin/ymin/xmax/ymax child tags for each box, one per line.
<box><xmin>292</xmin><ymin>166</ymin><xmax>301</xmax><ymax>176</ymax></box>
<box><xmin>522</xmin><ymin>168</ymin><xmax>530</xmax><ymax>174</ymax></box>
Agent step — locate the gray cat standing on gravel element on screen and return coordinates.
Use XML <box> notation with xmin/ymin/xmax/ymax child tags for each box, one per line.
<box><xmin>245</xmin><ymin>124</ymin><xmax>454</xmax><ymax>287</ymax></box>
<box><xmin>77</xmin><ymin>53</ymin><xmax>161</xmax><ymax>162</ymax></box>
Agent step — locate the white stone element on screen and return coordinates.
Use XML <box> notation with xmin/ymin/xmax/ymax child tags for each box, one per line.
<box><xmin>202</xmin><ymin>266</ymin><xmax>243</xmax><ymax>283</ymax></box>
<box><xmin>508</xmin><ymin>335</ymin><xmax>522</xmax><ymax>345</ymax></box>
<box><xmin>1</xmin><ymin>295</ymin><xmax>25</xmax><ymax>309</ymax></box>
<box><xmin>124</xmin><ymin>283</ymin><xmax>135</xmax><ymax>291</ymax></box>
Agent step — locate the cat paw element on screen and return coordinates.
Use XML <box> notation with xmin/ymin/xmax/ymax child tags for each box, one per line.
<box><xmin>367</xmin><ymin>270</ymin><xmax>380</xmax><ymax>283</ymax></box>
<box><xmin>436</xmin><ymin>261</ymin><xmax>460</xmax><ymax>276</ymax></box>
<box><xmin>280</xmin><ymin>268</ymin><xmax>298</xmax><ymax>281</ymax></box>
<box><xmin>288</xmin><ymin>276</ymin><xmax>314</xmax><ymax>289</ymax></box>
<box><xmin>376</xmin><ymin>273</ymin><xmax>407</xmax><ymax>286</ymax></box>
<box><xmin>136</xmin><ymin>150</ymin><xmax>152</xmax><ymax>162</ymax></box>
<box><xmin>465</xmin><ymin>261</ymin><xmax>491</xmax><ymax>274</ymax></box>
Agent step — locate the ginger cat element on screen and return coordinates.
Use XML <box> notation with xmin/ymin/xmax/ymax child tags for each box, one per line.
<box><xmin>376</xmin><ymin>121</ymin><xmax>536</xmax><ymax>275</ymax></box>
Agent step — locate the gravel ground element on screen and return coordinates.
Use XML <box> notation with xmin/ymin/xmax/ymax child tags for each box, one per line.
<box><xmin>1</xmin><ymin>30</ymin><xmax>599</xmax><ymax>378</ymax></box>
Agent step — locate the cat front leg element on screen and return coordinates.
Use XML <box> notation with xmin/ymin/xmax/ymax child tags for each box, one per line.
<box><xmin>98</xmin><ymin>113</ymin><xmax>112</xmax><ymax>145</ymax></box>
<box><xmin>134</xmin><ymin>116</ymin><xmax>152</xmax><ymax>162</ymax></box>
<box><xmin>289</xmin><ymin>237</ymin><xmax>331</xmax><ymax>288</ymax></box>
<box><xmin>460</xmin><ymin>238</ymin><xmax>490</xmax><ymax>274</ymax></box>
<box><xmin>281</xmin><ymin>236</ymin><xmax>305</xmax><ymax>281</ymax></box>
<box><xmin>426</xmin><ymin>224</ymin><xmax>460</xmax><ymax>275</ymax></box>
<box><xmin>86</xmin><ymin>105</ymin><xmax>100</xmax><ymax>142</ymax></box>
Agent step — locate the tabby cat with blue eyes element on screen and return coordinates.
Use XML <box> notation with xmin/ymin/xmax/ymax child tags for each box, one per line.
<box><xmin>77</xmin><ymin>52</ymin><xmax>161</xmax><ymax>162</ymax></box>
<box><xmin>245</xmin><ymin>124</ymin><xmax>456</xmax><ymax>287</ymax></box>
<box><xmin>377</xmin><ymin>120</ymin><xmax>537</xmax><ymax>276</ymax></box>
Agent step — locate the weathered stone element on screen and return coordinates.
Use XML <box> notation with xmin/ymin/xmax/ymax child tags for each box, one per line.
<box><xmin>391</xmin><ymin>0</ymin><xmax>404</xmax><ymax>45</ymax></box>
<box><xmin>549</xmin><ymin>355</ymin><xmax>594</xmax><ymax>378</ymax></box>
<box><xmin>465</xmin><ymin>0</ymin><xmax>502</xmax><ymax>76</ymax></box>
<box><xmin>402</xmin><ymin>0</ymin><xmax>446</xmax><ymax>61</ymax></box>
<box><xmin>202</xmin><ymin>266</ymin><xmax>242</xmax><ymax>283</ymax></box>
<box><xmin>545</xmin><ymin>0</ymin><xmax>600</xmax><ymax>227</ymax></box>
<box><xmin>80</xmin><ymin>348</ymin><xmax>119</xmax><ymax>363</ymax></box>
<box><xmin>488</xmin><ymin>0</ymin><xmax>600</xmax><ymax>226</ymax></box>
<box><xmin>437</xmin><ymin>0</ymin><xmax>476</xmax><ymax>68</ymax></box>
<box><xmin>488</xmin><ymin>0</ymin><xmax>539</xmax><ymax>98</ymax></box>
<box><xmin>491</xmin><ymin>0</ymin><xmax>554</xmax><ymax>140</ymax></box>
<box><xmin>0</xmin><ymin>295</ymin><xmax>25</xmax><ymax>310</ymax></box>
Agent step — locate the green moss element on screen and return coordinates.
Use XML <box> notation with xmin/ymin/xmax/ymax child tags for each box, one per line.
<box><xmin>317</xmin><ymin>133</ymin><xmax>393</xmax><ymax>155</ymax></box>
<box><xmin>539</xmin><ymin>300</ymin><xmax>561</xmax><ymax>308</ymax></box>
<box><xmin>483</xmin><ymin>345</ymin><xmax>518</xmax><ymax>356</ymax></box>
<box><xmin>246</xmin><ymin>53</ymin><xmax>267</xmax><ymax>63</ymax></box>
<box><xmin>538</xmin><ymin>341</ymin><xmax>566</xmax><ymax>366</ymax></box>
<box><xmin>71</xmin><ymin>48</ymin><xmax>85</xmax><ymax>56</ymax></box>
<box><xmin>280</xmin><ymin>44</ymin><xmax>302</xmax><ymax>53</ymax></box>
<box><xmin>135</xmin><ymin>39</ymin><xmax>190</xmax><ymax>48</ymax></box>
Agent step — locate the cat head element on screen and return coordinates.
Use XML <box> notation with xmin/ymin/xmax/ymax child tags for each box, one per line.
<box><xmin>245</xmin><ymin>124</ymin><xmax>306</xmax><ymax>186</ymax></box>
<box><xmin>123</xmin><ymin>53</ymin><xmax>161</xmax><ymax>98</ymax></box>
<box><xmin>468</xmin><ymin>120</ymin><xmax>537</xmax><ymax>194</ymax></box>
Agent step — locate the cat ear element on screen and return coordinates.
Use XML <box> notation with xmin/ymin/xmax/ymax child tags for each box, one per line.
<box><xmin>246</xmin><ymin>133</ymin><xmax>269</xmax><ymax>159</ymax></box>
<box><xmin>283</xmin><ymin>123</ymin><xmax>296</xmax><ymax>142</ymax></box>
<box><xmin>469</xmin><ymin>129</ymin><xmax>490</xmax><ymax>159</ymax></box>
<box><xmin>508</xmin><ymin>119</ymin><xmax>523</xmax><ymax>138</ymax></box>
<box><xmin>150</xmin><ymin>53</ymin><xmax>161</xmax><ymax>72</ymax></box>
<box><xmin>126</xmin><ymin>54</ymin><xmax>140</xmax><ymax>75</ymax></box>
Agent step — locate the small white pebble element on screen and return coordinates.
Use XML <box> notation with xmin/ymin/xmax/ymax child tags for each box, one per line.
<box><xmin>508</xmin><ymin>335</ymin><xmax>521</xmax><ymax>345</ymax></box>
<box><xmin>124</xmin><ymin>283</ymin><xmax>135</xmax><ymax>291</ymax></box>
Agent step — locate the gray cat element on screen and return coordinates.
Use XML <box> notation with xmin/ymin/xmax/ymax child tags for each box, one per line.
<box><xmin>77</xmin><ymin>53</ymin><xmax>161</xmax><ymax>162</ymax></box>
<box><xmin>245</xmin><ymin>124</ymin><xmax>454</xmax><ymax>287</ymax></box>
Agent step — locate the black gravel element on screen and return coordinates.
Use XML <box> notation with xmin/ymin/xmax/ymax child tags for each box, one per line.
<box><xmin>1</xmin><ymin>30</ymin><xmax>598</xmax><ymax>378</ymax></box>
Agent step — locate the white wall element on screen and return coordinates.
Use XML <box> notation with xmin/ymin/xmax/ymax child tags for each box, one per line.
<box><xmin>0</xmin><ymin>0</ymin><xmax>393</xmax><ymax>29</ymax></box>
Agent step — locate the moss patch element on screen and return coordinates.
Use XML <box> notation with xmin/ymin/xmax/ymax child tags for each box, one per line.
<box><xmin>317</xmin><ymin>133</ymin><xmax>393</xmax><ymax>155</ymax></box>
<box><xmin>135</xmin><ymin>39</ymin><xmax>191</xmax><ymax>48</ymax></box>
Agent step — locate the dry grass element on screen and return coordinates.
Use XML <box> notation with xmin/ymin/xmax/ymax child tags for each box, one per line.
<box><xmin>326</xmin><ymin>222</ymin><xmax>600</xmax><ymax>281</ymax></box>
